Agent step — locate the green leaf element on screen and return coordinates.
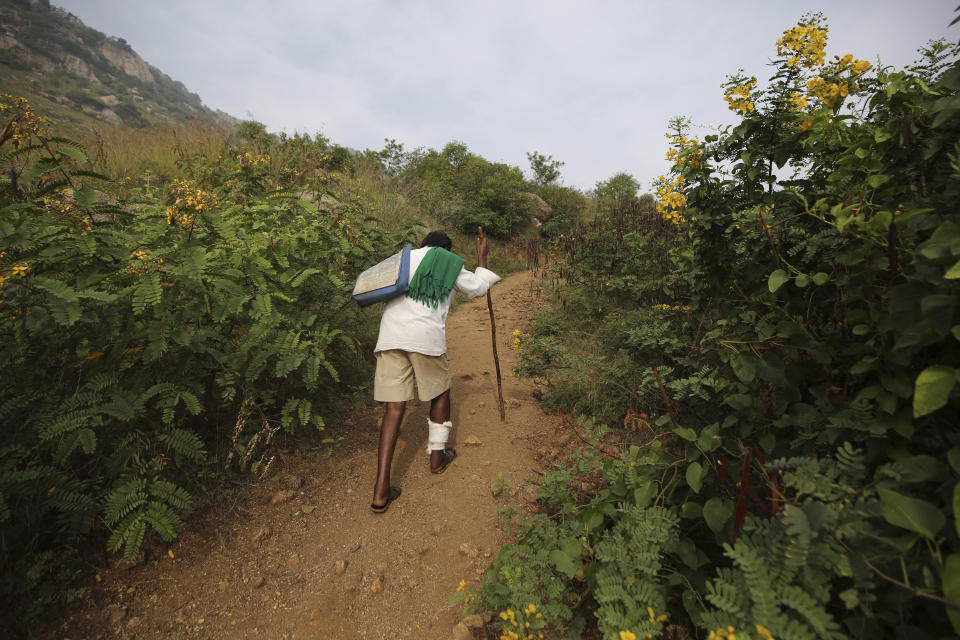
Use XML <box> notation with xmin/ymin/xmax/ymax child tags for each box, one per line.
<box><xmin>686</xmin><ymin>462</ymin><xmax>705</xmax><ymax>493</ymax></box>
<box><xmin>867</xmin><ymin>174</ymin><xmax>890</xmax><ymax>188</ymax></box>
<box><xmin>78</xmin><ymin>428</ymin><xmax>96</xmax><ymax>454</ymax></box>
<box><xmin>577</xmin><ymin>508</ymin><xmax>604</xmax><ymax>532</ymax></box>
<box><xmin>703</xmin><ymin>497</ymin><xmax>729</xmax><ymax>534</ymax></box>
<box><xmin>730</xmin><ymin>354</ymin><xmax>756</xmax><ymax>383</ymax></box>
<box><xmin>875</xmin><ymin>129</ymin><xmax>894</xmax><ymax>143</ymax></box>
<box><xmin>57</xmin><ymin>146</ymin><xmax>88</xmax><ymax>164</ymax></box>
<box><xmin>954</xmin><ymin>483</ymin><xmax>960</xmax><ymax>538</ymax></box>
<box><xmin>673</xmin><ymin>426</ymin><xmax>697</xmax><ymax>441</ymax></box>
<box><xmin>633</xmin><ymin>482</ymin><xmax>658</xmax><ymax>507</ymax></box>
<box><xmin>945</xmin><ymin>259</ymin><xmax>960</xmax><ymax>279</ymax></box>
<box><xmin>852</xmin><ymin>324</ymin><xmax>871</xmax><ymax>336</ymax></box>
<box><xmin>768</xmin><ymin>269</ymin><xmax>789</xmax><ymax>293</ymax></box>
<box><xmin>812</xmin><ymin>272</ymin><xmax>830</xmax><ymax>285</ymax></box>
<box><xmin>549</xmin><ymin>537</ymin><xmax>582</xmax><ymax>578</ymax></box>
<box><xmin>948</xmin><ymin>446</ymin><xmax>960</xmax><ymax>473</ymax></box>
<box><xmin>877</xmin><ymin>487</ymin><xmax>945</xmax><ymax>540</ymax></box>
<box><xmin>795</xmin><ymin>273</ymin><xmax>811</xmax><ymax>288</ymax></box>
<box><xmin>913</xmin><ymin>365</ymin><xmax>958</xmax><ymax>417</ymax></box>
<box><xmin>943</xmin><ymin>554</ymin><xmax>960</xmax><ymax>633</ymax></box>
<box><xmin>918</xmin><ymin>221</ymin><xmax>960</xmax><ymax>262</ymax></box>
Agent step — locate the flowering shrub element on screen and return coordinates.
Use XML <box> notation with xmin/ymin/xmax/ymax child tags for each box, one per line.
<box><xmin>0</xmin><ymin>99</ymin><xmax>405</xmax><ymax>632</ymax></box>
<box><xmin>473</xmin><ymin>14</ymin><xmax>960</xmax><ymax>640</ymax></box>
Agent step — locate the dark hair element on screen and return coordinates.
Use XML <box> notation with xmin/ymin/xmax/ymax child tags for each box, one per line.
<box><xmin>421</xmin><ymin>230</ymin><xmax>452</xmax><ymax>251</ymax></box>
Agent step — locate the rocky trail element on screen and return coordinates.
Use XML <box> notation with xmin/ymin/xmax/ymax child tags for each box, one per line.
<box><xmin>46</xmin><ymin>270</ymin><xmax>572</xmax><ymax>640</ymax></box>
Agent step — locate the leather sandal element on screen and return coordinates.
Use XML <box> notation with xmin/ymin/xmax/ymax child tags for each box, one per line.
<box><xmin>431</xmin><ymin>448</ymin><xmax>457</xmax><ymax>474</ymax></box>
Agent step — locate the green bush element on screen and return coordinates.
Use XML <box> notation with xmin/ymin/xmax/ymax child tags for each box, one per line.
<box><xmin>474</xmin><ymin>16</ymin><xmax>960</xmax><ymax>640</ymax></box>
<box><xmin>0</xmin><ymin>97</ymin><xmax>401</xmax><ymax>633</ymax></box>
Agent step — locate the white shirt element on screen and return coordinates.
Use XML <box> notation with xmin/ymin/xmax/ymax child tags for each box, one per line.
<box><xmin>374</xmin><ymin>246</ymin><xmax>501</xmax><ymax>356</ymax></box>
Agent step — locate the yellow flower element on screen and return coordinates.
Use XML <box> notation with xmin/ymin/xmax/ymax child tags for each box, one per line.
<box><xmin>788</xmin><ymin>92</ymin><xmax>808</xmax><ymax>112</ymax></box>
<box><xmin>456</xmin><ymin>579</ymin><xmax>467</xmax><ymax>592</ymax></box>
<box><xmin>0</xmin><ymin>274</ymin><xmax>6</xmax><ymax>288</ymax></box>
<box><xmin>851</xmin><ymin>59</ymin><xmax>871</xmax><ymax>74</ymax></box>
<box><xmin>11</xmin><ymin>264</ymin><xmax>29</xmax><ymax>276</ymax></box>
<box><xmin>619</xmin><ymin>631</ymin><xmax>637</xmax><ymax>640</ymax></box>
<box><xmin>130</xmin><ymin>250</ymin><xmax>148</xmax><ymax>261</ymax></box>
<box><xmin>647</xmin><ymin>606</ymin><xmax>667</xmax><ymax>623</ymax></box>
<box><xmin>723</xmin><ymin>76</ymin><xmax>757</xmax><ymax>115</ymax></box>
<box><xmin>756</xmin><ymin>625</ymin><xmax>774</xmax><ymax>640</ymax></box>
<box><xmin>776</xmin><ymin>18</ymin><xmax>828</xmax><ymax>69</ymax></box>
<box><xmin>525</xmin><ymin>604</ymin><xmax>536</xmax><ymax>615</ymax></box>
<box><xmin>797</xmin><ymin>118</ymin><xmax>812</xmax><ymax>132</ymax></box>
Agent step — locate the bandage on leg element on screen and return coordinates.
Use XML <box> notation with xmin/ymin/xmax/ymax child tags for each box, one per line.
<box><xmin>427</xmin><ymin>419</ymin><xmax>452</xmax><ymax>453</ymax></box>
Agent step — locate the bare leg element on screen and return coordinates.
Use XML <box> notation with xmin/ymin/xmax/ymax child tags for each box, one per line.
<box><xmin>429</xmin><ymin>389</ymin><xmax>451</xmax><ymax>472</ymax></box>
<box><xmin>372</xmin><ymin>401</ymin><xmax>406</xmax><ymax>507</ymax></box>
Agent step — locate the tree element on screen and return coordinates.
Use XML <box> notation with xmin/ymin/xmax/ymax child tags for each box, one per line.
<box><xmin>527</xmin><ymin>151</ymin><xmax>565</xmax><ymax>186</ymax></box>
<box><xmin>594</xmin><ymin>172</ymin><xmax>639</xmax><ymax>209</ymax></box>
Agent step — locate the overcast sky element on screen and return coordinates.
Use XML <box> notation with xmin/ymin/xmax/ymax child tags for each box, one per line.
<box><xmin>54</xmin><ymin>1</ymin><xmax>958</xmax><ymax>191</ymax></box>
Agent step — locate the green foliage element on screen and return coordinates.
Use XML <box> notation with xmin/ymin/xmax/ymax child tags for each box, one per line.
<box><xmin>593</xmin><ymin>172</ymin><xmax>640</xmax><ymax>211</ymax></box>
<box><xmin>406</xmin><ymin>141</ymin><xmax>533</xmax><ymax>237</ymax></box>
<box><xmin>0</xmin><ymin>103</ymin><xmax>399</xmax><ymax>634</ymax></box>
<box><xmin>478</xmin><ymin>15</ymin><xmax>960</xmax><ymax>640</ymax></box>
<box><xmin>527</xmin><ymin>151</ymin><xmax>565</xmax><ymax>186</ymax></box>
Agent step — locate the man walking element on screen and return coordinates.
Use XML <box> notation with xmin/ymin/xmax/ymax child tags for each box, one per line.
<box><xmin>370</xmin><ymin>231</ymin><xmax>500</xmax><ymax>512</ymax></box>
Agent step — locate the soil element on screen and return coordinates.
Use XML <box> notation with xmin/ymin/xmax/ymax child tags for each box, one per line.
<box><xmin>43</xmin><ymin>269</ymin><xmax>572</xmax><ymax>640</ymax></box>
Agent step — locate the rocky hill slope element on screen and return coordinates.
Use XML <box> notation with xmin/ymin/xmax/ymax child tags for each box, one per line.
<box><xmin>0</xmin><ymin>0</ymin><xmax>235</xmax><ymax>132</ymax></box>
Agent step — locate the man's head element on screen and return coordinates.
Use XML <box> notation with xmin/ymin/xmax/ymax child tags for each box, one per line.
<box><xmin>421</xmin><ymin>230</ymin><xmax>452</xmax><ymax>251</ymax></box>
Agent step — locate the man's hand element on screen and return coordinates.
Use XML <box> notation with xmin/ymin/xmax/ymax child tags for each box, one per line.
<box><xmin>477</xmin><ymin>234</ymin><xmax>489</xmax><ymax>269</ymax></box>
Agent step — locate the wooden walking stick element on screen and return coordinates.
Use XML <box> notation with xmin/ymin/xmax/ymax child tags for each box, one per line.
<box><xmin>478</xmin><ymin>226</ymin><xmax>506</xmax><ymax>422</ymax></box>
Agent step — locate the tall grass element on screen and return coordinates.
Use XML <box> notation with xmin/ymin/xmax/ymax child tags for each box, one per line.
<box><xmin>81</xmin><ymin>120</ymin><xmax>233</xmax><ymax>182</ymax></box>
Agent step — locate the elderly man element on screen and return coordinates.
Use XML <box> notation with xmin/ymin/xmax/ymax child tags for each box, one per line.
<box><xmin>370</xmin><ymin>230</ymin><xmax>500</xmax><ymax>513</ymax></box>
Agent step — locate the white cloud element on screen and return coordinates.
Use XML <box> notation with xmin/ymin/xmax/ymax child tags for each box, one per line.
<box><xmin>54</xmin><ymin>0</ymin><xmax>959</xmax><ymax>190</ymax></box>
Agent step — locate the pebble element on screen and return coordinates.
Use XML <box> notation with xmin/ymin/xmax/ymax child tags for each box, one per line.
<box><xmin>270</xmin><ymin>490</ymin><xmax>295</xmax><ymax>505</ymax></box>
<box><xmin>478</xmin><ymin>402</ymin><xmax>486</xmax><ymax>408</ymax></box>
<box><xmin>463</xmin><ymin>435</ymin><xmax>482</xmax><ymax>446</ymax></box>
<box><xmin>370</xmin><ymin>576</ymin><xmax>384</xmax><ymax>594</ymax></box>
<box><xmin>287</xmin><ymin>553</ymin><xmax>300</xmax><ymax>572</ymax></box>
<box><xmin>334</xmin><ymin>559</ymin><xmax>347</xmax><ymax>575</ymax></box>
<box><xmin>451</xmin><ymin>622</ymin><xmax>473</xmax><ymax>640</ymax></box>
<box><xmin>462</xmin><ymin>614</ymin><xmax>484</xmax><ymax>628</ymax></box>
<box><xmin>432</xmin><ymin>522</ymin><xmax>445</xmax><ymax>536</ymax></box>
<box><xmin>218</xmin><ymin>580</ymin><xmax>229</xmax><ymax>592</ymax></box>
<box><xmin>459</xmin><ymin>542</ymin><xmax>479</xmax><ymax>558</ymax></box>
<box><xmin>253</xmin><ymin>575</ymin><xmax>265</xmax><ymax>588</ymax></box>
<box><xmin>302</xmin><ymin>504</ymin><xmax>316</xmax><ymax>515</ymax></box>
<box><xmin>254</xmin><ymin>525</ymin><xmax>272</xmax><ymax>544</ymax></box>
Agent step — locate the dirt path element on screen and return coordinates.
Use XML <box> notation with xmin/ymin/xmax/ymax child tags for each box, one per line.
<box><xmin>48</xmin><ymin>270</ymin><xmax>561</xmax><ymax>640</ymax></box>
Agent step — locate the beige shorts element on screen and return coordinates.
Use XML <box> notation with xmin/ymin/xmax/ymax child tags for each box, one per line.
<box><xmin>374</xmin><ymin>350</ymin><xmax>451</xmax><ymax>402</ymax></box>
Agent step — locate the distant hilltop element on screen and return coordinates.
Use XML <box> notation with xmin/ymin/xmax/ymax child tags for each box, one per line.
<box><xmin>0</xmin><ymin>0</ymin><xmax>237</xmax><ymax>131</ymax></box>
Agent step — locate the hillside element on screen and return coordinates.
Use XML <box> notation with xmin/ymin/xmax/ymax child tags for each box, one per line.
<box><xmin>0</xmin><ymin>0</ymin><xmax>236</xmax><ymax>134</ymax></box>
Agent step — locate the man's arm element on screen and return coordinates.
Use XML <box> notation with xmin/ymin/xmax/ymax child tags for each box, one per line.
<box><xmin>452</xmin><ymin>236</ymin><xmax>499</xmax><ymax>298</ymax></box>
